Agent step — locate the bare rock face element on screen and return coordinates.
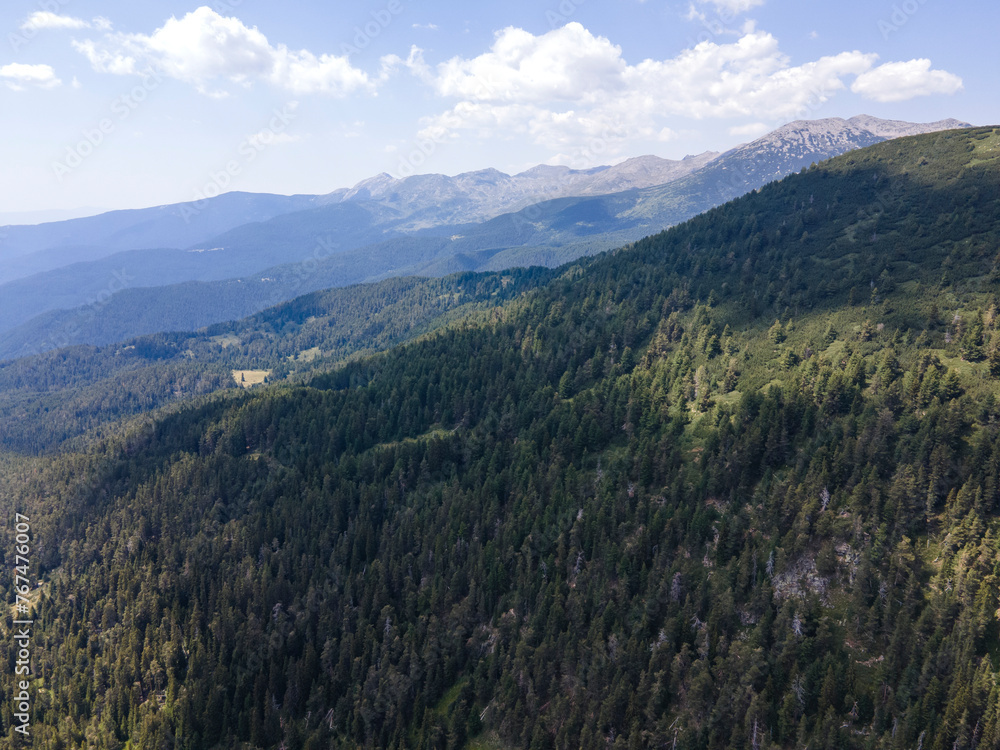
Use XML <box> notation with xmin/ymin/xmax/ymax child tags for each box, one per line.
<box><xmin>327</xmin><ymin>151</ymin><xmax>722</xmax><ymax>230</ymax></box>
<box><xmin>702</xmin><ymin>115</ymin><xmax>973</xmax><ymax>186</ymax></box>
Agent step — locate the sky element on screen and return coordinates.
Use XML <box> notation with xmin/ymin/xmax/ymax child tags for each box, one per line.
<box><xmin>0</xmin><ymin>0</ymin><xmax>996</xmax><ymax>215</ymax></box>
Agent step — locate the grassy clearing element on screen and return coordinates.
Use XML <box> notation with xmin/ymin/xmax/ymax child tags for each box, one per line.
<box><xmin>373</xmin><ymin>426</ymin><xmax>454</xmax><ymax>453</ymax></box>
<box><xmin>210</xmin><ymin>334</ymin><xmax>241</xmax><ymax>348</ymax></box>
<box><xmin>288</xmin><ymin>346</ymin><xmax>323</xmax><ymax>364</ymax></box>
<box><xmin>232</xmin><ymin>370</ymin><xmax>271</xmax><ymax>388</ymax></box>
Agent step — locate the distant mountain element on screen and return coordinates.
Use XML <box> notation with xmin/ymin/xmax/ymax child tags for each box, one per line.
<box><xmin>0</xmin><ymin>115</ymin><xmax>973</xmax><ymax>358</ymax></box>
<box><xmin>0</xmin><ymin>206</ymin><xmax>106</xmax><ymax>225</ymax></box>
<box><xmin>330</xmin><ymin>152</ymin><xmax>721</xmax><ymax>230</ymax></box>
<box><xmin>469</xmin><ymin>115</ymin><xmax>976</xmax><ymax>253</ymax></box>
<box><xmin>0</xmin><ymin>152</ymin><xmax>718</xmax><ymax>287</ymax></box>
<box><xmin>181</xmin><ymin>115</ymin><xmax>972</xmax><ymax>268</ymax></box>
<box><xmin>0</xmin><ymin>153</ymin><xmax>719</xmax><ymax>330</ymax></box>
<box><xmin>0</xmin><ymin>191</ymin><xmax>323</xmax><ymax>285</ymax></box>
<box><xmin>0</xmin><ymin>201</ymin><xmax>413</xmax><ymax>336</ymax></box>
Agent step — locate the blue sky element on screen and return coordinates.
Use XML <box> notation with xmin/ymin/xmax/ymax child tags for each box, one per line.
<box><xmin>0</xmin><ymin>0</ymin><xmax>995</xmax><ymax>214</ymax></box>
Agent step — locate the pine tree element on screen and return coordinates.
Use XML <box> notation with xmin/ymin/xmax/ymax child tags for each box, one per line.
<box><xmin>940</xmin><ymin>370</ymin><xmax>963</xmax><ymax>400</ymax></box>
<box><xmin>960</xmin><ymin>311</ymin><xmax>985</xmax><ymax>361</ymax></box>
<box><xmin>769</xmin><ymin>320</ymin><xmax>786</xmax><ymax>344</ymax></box>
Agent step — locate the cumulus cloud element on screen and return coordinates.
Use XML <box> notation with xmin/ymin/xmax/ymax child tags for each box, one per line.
<box><xmin>851</xmin><ymin>59</ymin><xmax>963</xmax><ymax>102</ymax></box>
<box><xmin>0</xmin><ymin>62</ymin><xmax>62</xmax><ymax>90</ymax></box>
<box><xmin>21</xmin><ymin>12</ymin><xmax>90</xmax><ymax>30</ymax></box>
<box><xmin>408</xmin><ymin>23</ymin><xmax>964</xmax><ymax>162</ymax></box>
<box><xmin>412</xmin><ymin>23</ymin><xmax>877</xmax><ymax>158</ymax></box>
<box><xmin>20</xmin><ymin>12</ymin><xmax>111</xmax><ymax>32</ymax></box>
<box><xmin>72</xmin><ymin>6</ymin><xmax>373</xmax><ymax>96</ymax></box>
<box><xmin>432</xmin><ymin>24</ymin><xmax>626</xmax><ymax>104</ymax></box>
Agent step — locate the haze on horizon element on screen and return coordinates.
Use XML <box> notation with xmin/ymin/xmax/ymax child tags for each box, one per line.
<box><xmin>0</xmin><ymin>0</ymin><xmax>994</xmax><ymax>214</ymax></box>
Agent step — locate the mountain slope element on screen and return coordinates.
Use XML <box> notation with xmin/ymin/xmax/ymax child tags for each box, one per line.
<box><xmin>0</xmin><ymin>156</ymin><xmax>715</xmax><ymax>336</ymax></box>
<box><xmin>0</xmin><ymin>152</ymin><xmax>717</xmax><ymax>289</ymax></box>
<box><xmin>333</xmin><ymin>151</ymin><xmax>721</xmax><ymax>230</ymax></box>
<box><xmin>191</xmin><ymin>116</ymin><xmax>971</xmax><ymax>263</ymax></box>
<box><xmin>593</xmin><ymin>115</ymin><xmax>974</xmax><ymax>240</ymax></box>
<box><xmin>2</xmin><ymin>126</ymin><xmax>1000</xmax><ymax>749</ymax></box>
<box><xmin>0</xmin><ymin>191</ymin><xmax>323</xmax><ymax>279</ymax></box>
<box><xmin>0</xmin><ymin>116</ymin><xmax>971</xmax><ymax>357</ymax></box>
<box><xmin>0</xmin><ymin>201</ymin><xmax>413</xmax><ymax>336</ymax></box>
<box><xmin>0</xmin><ymin>268</ymin><xmax>553</xmax><ymax>452</ymax></box>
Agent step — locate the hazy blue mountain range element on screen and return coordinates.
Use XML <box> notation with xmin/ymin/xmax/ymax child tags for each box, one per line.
<box><xmin>0</xmin><ymin>206</ymin><xmax>106</xmax><ymax>225</ymax></box>
<box><xmin>0</xmin><ymin>115</ymin><xmax>970</xmax><ymax>360</ymax></box>
<box><xmin>0</xmin><ymin>152</ymin><xmax>719</xmax><ymax>286</ymax></box>
<box><xmin>0</xmin><ymin>192</ymin><xmax>323</xmax><ymax>281</ymax></box>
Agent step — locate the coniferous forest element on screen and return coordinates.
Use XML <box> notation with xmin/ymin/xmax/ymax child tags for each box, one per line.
<box><xmin>2</xmin><ymin>127</ymin><xmax>1000</xmax><ymax>749</ymax></box>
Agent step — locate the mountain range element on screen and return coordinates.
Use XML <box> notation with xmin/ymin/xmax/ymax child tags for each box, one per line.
<box><xmin>0</xmin><ymin>115</ymin><xmax>970</xmax><ymax>361</ymax></box>
<box><xmin>2</xmin><ymin>125</ymin><xmax>1000</xmax><ymax>749</ymax></box>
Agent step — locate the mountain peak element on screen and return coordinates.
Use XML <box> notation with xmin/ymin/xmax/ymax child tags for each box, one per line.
<box><xmin>846</xmin><ymin>113</ymin><xmax>973</xmax><ymax>138</ymax></box>
<box><xmin>343</xmin><ymin>172</ymin><xmax>398</xmax><ymax>200</ymax></box>
<box><xmin>759</xmin><ymin>114</ymin><xmax>972</xmax><ymax>144</ymax></box>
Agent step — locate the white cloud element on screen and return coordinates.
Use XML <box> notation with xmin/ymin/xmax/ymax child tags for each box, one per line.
<box><xmin>433</xmin><ymin>24</ymin><xmax>626</xmax><ymax>104</ymax></box>
<box><xmin>412</xmin><ymin>23</ymin><xmax>879</xmax><ymax>161</ymax></box>
<box><xmin>380</xmin><ymin>46</ymin><xmax>433</xmax><ymax>83</ymax></box>
<box><xmin>21</xmin><ymin>12</ymin><xmax>90</xmax><ymax>30</ymax></box>
<box><xmin>20</xmin><ymin>12</ymin><xmax>111</xmax><ymax>31</ymax></box>
<box><xmin>72</xmin><ymin>39</ymin><xmax>136</xmax><ymax>76</ymax></box>
<box><xmin>851</xmin><ymin>59</ymin><xmax>963</xmax><ymax>102</ymax></box>
<box><xmin>413</xmin><ymin>23</ymin><xmax>438</xmax><ymax>30</ymax></box>
<box><xmin>0</xmin><ymin>62</ymin><xmax>62</xmax><ymax>90</ymax></box>
<box><xmin>72</xmin><ymin>6</ymin><xmax>373</xmax><ymax>96</ymax></box>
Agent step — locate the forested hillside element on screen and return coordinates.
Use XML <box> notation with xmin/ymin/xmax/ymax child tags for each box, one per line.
<box><xmin>2</xmin><ymin>126</ymin><xmax>1000</xmax><ymax>749</ymax></box>
<box><xmin>0</xmin><ymin>269</ymin><xmax>550</xmax><ymax>453</ymax></box>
